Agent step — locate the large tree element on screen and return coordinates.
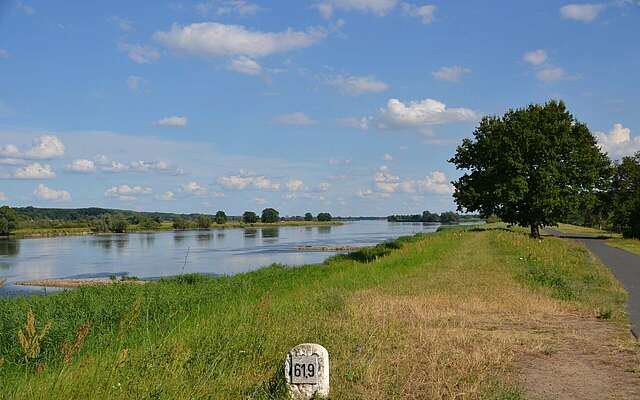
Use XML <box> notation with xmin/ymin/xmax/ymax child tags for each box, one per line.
<box><xmin>610</xmin><ymin>152</ymin><xmax>640</xmax><ymax>238</ymax></box>
<box><xmin>242</xmin><ymin>211</ymin><xmax>258</xmax><ymax>224</ymax></box>
<box><xmin>449</xmin><ymin>100</ymin><xmax>608</xmax><ymax>238</ymax></box>
<box><xmin>0</xmin><ymin>206</ymin><xmax>19</xmax><ymax>236</ymax></box>
<box><xmin>261</xmin><ymin>208</ymin><xmax>280</xmax><ymax>223</ymax></box>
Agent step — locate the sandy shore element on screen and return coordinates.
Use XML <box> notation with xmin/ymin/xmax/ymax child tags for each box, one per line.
<box><xmin>15</xmin><ymin>278</ymin><xmax>147</xmax><ymax>288</ymax></box>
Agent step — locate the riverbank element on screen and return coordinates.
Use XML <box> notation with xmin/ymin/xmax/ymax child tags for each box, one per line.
<box><xmin>6</xmin><ymin>220</ymin><xmax>343</xmax><ymax>239</ymax></box>
<box><xmin>1</xmin><ymin>225</ymin><xmax>638</xmax><ymax>399</ymax></box>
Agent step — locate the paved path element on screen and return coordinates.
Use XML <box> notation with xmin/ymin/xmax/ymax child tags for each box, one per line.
<box><xmin>546</xmin><ymin>229</ymin><xmax>640</xmax><ymax>338</ymax></box>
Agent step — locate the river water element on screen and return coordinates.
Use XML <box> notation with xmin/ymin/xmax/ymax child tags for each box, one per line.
<box><xmin>0</xmin><ymin>221</ymin><xmax>443</xmax><ymax>295</ymax></box>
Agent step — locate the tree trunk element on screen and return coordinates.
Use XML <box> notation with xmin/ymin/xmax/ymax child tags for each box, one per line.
<box><xmin>530</xmin><ymin>223</ymin><xmax>540</xmax><ymax>239</ymax></box>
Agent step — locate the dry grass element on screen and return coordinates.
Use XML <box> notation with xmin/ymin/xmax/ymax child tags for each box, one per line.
<box><xmin>555</xmin><ymin>223</ymin><xmax>620</xmax><ymax>238</ymax></box>
<box><xmin>607</xmin><ymin>238</ymin><xmax>640</xmax><ymax>256</ymax></box>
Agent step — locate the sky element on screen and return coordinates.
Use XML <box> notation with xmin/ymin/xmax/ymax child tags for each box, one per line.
<box><xmin>0</xmin><ymin>0</ymin><xmax>639</xmax><ymax>216</ymax></box>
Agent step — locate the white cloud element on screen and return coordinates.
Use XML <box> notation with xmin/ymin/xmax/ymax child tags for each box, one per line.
<box><xmin>329</xmin><ymin>158</ymin><xmax>352</xmax><ymax>166</ymax></box>
<box><xmin>536</xmin><ymin>66</ymin><xmax>570</xmax><ymax>82</ymax></box>
<box><xmin>154</xmin><ymin>116</ymin><xmax>188</xmax><ymax>127</ymax></box>
<box><xmin>105</xmin><ymin>185</ymin><xmax>152</xmax><ymax>199</ymax></box>
<box><xmin>154</xmin><ymin>23</ymin><xmax>325</xmax><ymax>58</ymax></box>
<box><xmin>0</xmin><ymin>192</ymin><xmax>6</xmax><ymax>201</ymax></box>
<box><xmin>317</xmin><ymin>182</ymin><xmax>331</xmax><ymax>192</ymax></box>
<box><xmin>378</xmin><ymin>98</ymin><xmax>478</xmax><ymax>130</ymax></box>
<box><xmin>94</xmin><ymin>157</ymin><xmax>178</xmax><ymax>174</ymax></box>
<box><xmin>119</xmin><ymin>43</ymin><xmax>160</xmax><ymax>64</ymax></box>
<box><xmin>129</xmin><ymin>160</ymin><xmax>171</xmax><ymax>172</ymax></box>
<box><xmin>401</xmin><ymin>3</ymin><xmax>436</xmax><ymax>24</ymax></box>
<box><xmin>596</xmin><ymin>123</ymin><xmax>640</xmax><ymax>158</ymax></box>
<box><xmin>254</xmin><ymin>197</ymin><xmax>267</xmax><ymax>205</ymax></box>
<box><xmin>14</xmin><ymin>163</ymin><xmax>55</xmax><ymax>179</ymax></box>
<box><xmin>157</xmin><ymin>191</ymin><xmax>175</xmax><ymax>201</ymax></box>
<box><xmin>217</xmin><ymin>172</ymin><xmax>281</xmax><ymax>191</ymax></box>
<box><xmin>16</xmin><ymin>1</ymin><xmax>35</xmax><ymax>15</ymax></box>
<box><xmin>228</xmin><ymin>56</ymin><xmax>262</xmax><ymax>75</ymax></box>
<box><xmin>417</xmin><ymin>171</ymin><xmax>453</xmax><ymax>194</ymax></box>
<box><xmin>374</xmin><ymin>165</ymin><xmax>401</xmax><ymax>193</ymax></box>
<box><xmin>181</xmin><ymin>181</ymin><xmax>208</xmax><ymax>196</ymax></box>
<box><xmin>327</xmin><ymin>75</ymin><xmax>389</xmax><ymax>95</ymax></box>
<box><xmin>109</xmin><ymin>16</ymin><xmax>134</xmax><ymax>32</ymax></box>
<box><xmin>383</xmin><ymin>153</ymin><xmax>393</xmax><ymax>161</ymax></box>
<box><xmin>66</xmin><ymin>159</ymin><xmax>96</xmax><ymax>173</ymax></box>
<box><xmin>560</xmin><ymin>4</ymin><xmax>605</xmax><ymax>22</ymax></box>
<box><xmin>317</xmin><ymin>0</ymin><xmax>399</xmax><ymax>18</ymax></box>
<box><xmin>286</xmin><ymin>179</ymin><xmax>305</xmax><ymax>192</ymax></box>
<box><xmin>273</xmin><ymin>112</ymin><xmax>317</xmax><ymax>126</ymax></box>
<box><xmin>126</xmin><ymin>75</ymin><xmax>150</xmax><ymax>92</ymax></box>
<box><xmin>0</xmin><ymin>158</ymin><xmax>24</xmax><ymax>166</ymax></box>
<box><xmin>1</xmin><ymin>135</ymin><xmax>65</xmax><ymax>160</ymax></box>
<box><xmin>196</xmin><ymin>0</ymin><xmax>261</xmax><ymax>15</ymax></box>
<box><xmin>34</xmin><ymin>184</ymin><xmax>71</xmax><ymax>202</ymax></box>
<box><xmin>523</xmin><ymin>49</ymin><xmax>547</xmax><ymax>66</ymax></box>
<box><xmin>101</xmin><ymin>161</ymin><xmax>129</xmax><ymax>173</ymax></box>
<box><xmin>432</xmin><ymin>65</ymin><xmax>471</xmax><ymax>82</ymax></box>
<box><xmin>339</xmin><ymin>117</ymin><xmax>371</xmax><ymax>130</ymax></box>
<box><xmin>0</xmin><ymin>49</ymin><xmax>8</xmax><ymax>59</ymax></box>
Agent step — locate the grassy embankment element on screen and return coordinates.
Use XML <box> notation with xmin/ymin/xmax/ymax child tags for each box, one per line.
<box><xmin>0</xmin><ymin>225</ymin><xmax>637</xmax><ymax>399</ymax></box>
<box><xmin>9</xmin><ymin>221</ymin><xmax>342</xmax><ymax>238</ymax></box>
<box><xmin>553</xmin><ymin>223</ymin><xmax>640</xmax><ymax>256</ymax></box>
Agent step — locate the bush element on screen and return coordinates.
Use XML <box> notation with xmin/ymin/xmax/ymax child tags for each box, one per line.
<box><xmin>304</xmin><ymin>213</ymin><xmax>314</xmax><ymax>222</ymax></box>
<box><xmin>317</xmin><ymin>213</ymin><xmax>332</xmax><ymax>222</ymax></box>
<box><xmin>196</xmin><ymin>215</ymin><xmax>212</xmax><ymax>229</ymax></box>
<box><xmin>0</xmin><ymin>206</ymin><xmax>19</xmax><ymax>235</ymax></box>
<box><xmin>215</xmin><ymin>211</ymin><xmax>227</xmax><ymax>225</ymax></box>
<box><xmin>173</xmin><ymin>216</ymin><xmax>190</xmax><ymax>230</ymax></box>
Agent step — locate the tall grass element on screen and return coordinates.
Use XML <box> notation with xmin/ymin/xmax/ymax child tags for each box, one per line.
<box><xmin>0</xmin><ymin>226</ymin><xmax>631</xmax><ymax>399</ymax></box>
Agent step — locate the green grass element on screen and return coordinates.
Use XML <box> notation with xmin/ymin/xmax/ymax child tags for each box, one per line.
<box><xmin>607</xmin><ymin>238</ymin><xmax>640</xmax><ymax>256</ymax></box>
<box><xmin>0</xmin><ymin>226</ymin><xmax>631</xmax><ymax>399</ymax></box>
<box><xmin>553</xmin><ymin>223</ymin><xmax>620</xmax><ymax>238</ymax></box>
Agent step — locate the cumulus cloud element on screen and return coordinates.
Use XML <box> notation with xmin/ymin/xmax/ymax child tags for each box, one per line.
<box><xmin>119</xmin><ymin>43</ymin><xmax>160</xmax><ymax>64</ymax></box>
<box><xmin>34</xmin><ymin>184</ymin><xmax>70</xmax><ymax>201</ymax></box>
<box><xmin>339</xmin><ymin>117</ymin><xmax>372</xmax><ymax>130</ymax></box>
<box><xmin>327</xmin><ymin>75</ymin><xmax>389</xmax><ymax>95</ymax></box>
<box><xmin>370</xmin><ymin>166</ymin><xmax>453</xmax><ymax>195</ymax></box>
<box><xmin>94</xmin><ymin>156</ymin><xmax>179</xmax><ymax>174</ymax></box>
<box><xmin>273</xmin><ymin>112</ymin><xmax>317</xmax><ymax>126</ymax></box>
<box><xmin>316</xmin><ymin>0</ymin><xmax>399</xmax><ymax>18</ymax></box>
<box><xmin>286</xmin><ymin>179</ymin><xmax>305</xmax><ymax>192</ymax></box>
<box><xmin>383</xmin><ymin>153</ymin><xmax>393</xmax><ymax>161</ymax></box>
<box><xmin>154</xmin><ymin>23</ymin><xmax>326</xmax><ymax>58</ymax></box>
<box><xmin>378</xmin><ymin>98</ymin><xmax>478</xmax><ymax>131</ymax></box>
<box><xmin>523</xmin><ymin>49</ymin><xmax>547</xmax><ymax>66</ymax></box>
<box><xmin>432</xmin><ymin>65</ymin><xmax>471</xmax><ymax>82</ymax></box>
<box><xmin>101</xmin><ymin>161</ymin><xmax>130</xmax><ymax>173</ymax></box>
<box><xmin>401</xmin><ymin>3</ymin><xmax>436</xmax><ymax>23</ymax></box>
<box><xmin>536</xmin><ymin>66</ymin><xmax>570</xmax><ymax>82</ymax></box>
<box><xmin>254</xmin><ymin>197</ymin><xmax>267</xmax><ymax>205</ymax></box>
<box><xmin>228</xmin><ymin>56</ymin><xmax>262</xmax><ymax>75</ymax></box>
<box><xmin>154</xmin><ymin>116</ymin><xmax>188</xmax><ymax>127</ymax></box>
<box><xmin>13</xmin><ymin>163</ymin><xmax>55</xmax><ymax>179</ymax></box>
<box><xmin>105</xmin><ymin>185</ymin><xmax>152</xmax><ymax>201</ymax></box>
<box><xmin>217</xmin><ymin>171</ymin><xmax>281</xmax><ymax>191</ymax></box>
<box><xmin>157</xmin><ymin>191</ymin><xmax>175</xmax><ymax>201</ymax></box>
<box><xmin>560</xmin><ymin>3</ymin><xmax>605</xmax><ymax>22</ymax></box>
<box><xmin>596</xmin><ymin>123</ymin><xmax>640</xmax><ymax>158</ymax></box>
<box><xmin>1</xmin><ymin>135</ymin><xmax>65</xmax><ymax>160</ymax></box>
<box><xmin>66</xmin><ymin>159</ymin><xmax>96</xmax><ymax>173</ymax></box>
<box><xmin>196</xmin><ymin>0</ymin><xmax>261</xmax><ymax>15</ymax></box>
<box><xmin>180</xmin><ymin>181</ymin><xmax>209</xmax><ymax>196</ymax></box>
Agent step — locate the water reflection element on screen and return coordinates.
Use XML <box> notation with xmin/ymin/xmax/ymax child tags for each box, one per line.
<box><xmin>318</xmin><ymin>226</ymin><xmax>332</xmax><ymax>234</ymax></box>
<box><xmin>0</xmin><ymin>240</ymin><xmax>19</xmax><ymax>256</ymax></box>
<box><xmin>197</xmin><ymin>233</ymin><xmax>213</xmax><ymax>242</ymax></box>
<box><xmin>261</xmin><ymin>227</ymin><xmax>279</xmax><ymax>238</ymax></box>
<box><xmin>244</xmin><ymin>228</ymin><xmax>258</xmax><ymax>237</ymax></box>
<box><xmin>174</xmin><ymin>234</ymin><xmax>188</xmax><ymax>243</ymax></box>
<box><xmin>139</xmin><ymin>233</ymin><xmax>155</xmax><ymax>248</ymax></box>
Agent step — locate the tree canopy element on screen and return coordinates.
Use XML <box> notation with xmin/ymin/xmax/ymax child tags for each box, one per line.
<box><xmin>610</xmin><ymin>152</ymin><xmax>640</xmax><ymax>238</ymax></box>
<box><xmin>214</xmin><ymin>211</ymin><xmax>227</xmax><ymax>225</ymax></box>
<box><xmin>449</xmin><ymin>100</ymin><xmax>608</xmax><ymax>238</ymax></box>
<box><xmin>0</xmin><ymin>206</ymin><xmax>19</xmax><ymax>235</ymax></box>
<box><xmin>304</xmin><ymin>212</ymin><xmax>314</xmax><ymax>221</ymax></box>
<box><xmin>261</xmin><ymin>208</ymin><xmax>280</xmax><ymax>223</ymax></box>
<box><xmin>243</xmin><ymin>211</ymin><xmax>258</xmax><ymax>224</ymax></box>
<box><xmin>317</xmin><ymin>213</ymin><xmax>332</xmax><ymax>222</ymax></box>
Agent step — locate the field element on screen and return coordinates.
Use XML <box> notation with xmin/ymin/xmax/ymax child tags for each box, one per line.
<box><xmin>1</xmin><ymin>225</ymin><xmax>638</xmax><ymax>399</ymax></box>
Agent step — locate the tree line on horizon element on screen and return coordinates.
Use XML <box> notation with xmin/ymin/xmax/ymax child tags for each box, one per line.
<box><xmin>387</xmin><ymin>211</ymin><xmax>478</xmax><ymax>224</ymax></box>
<box><xmin>0</xmin><ymin>206</ymin><xmax>334</xmax><ymax>235</ymax></box>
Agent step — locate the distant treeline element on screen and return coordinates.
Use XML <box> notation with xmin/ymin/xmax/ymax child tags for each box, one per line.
<box><xmin>0</xmin><ymin>206</ymin><xmax>335</xmax><ymax>235</ymax></box>
<box><xmin>387</xmin><ymin>211</ymin><xmax>481</xmax><ymax>224</ymax></box>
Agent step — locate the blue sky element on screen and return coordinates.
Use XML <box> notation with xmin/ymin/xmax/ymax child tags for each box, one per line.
<box><xmin>1</xmin><ymin>1</ymin><xmax>639</xmax><ymax>216</ymax></box>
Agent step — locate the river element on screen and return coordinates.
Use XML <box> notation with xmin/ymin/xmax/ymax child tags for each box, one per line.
<box><xmin>0</xmin><ymin>220</ymin><xmax>447</xmax><ymax>296</ymax></box>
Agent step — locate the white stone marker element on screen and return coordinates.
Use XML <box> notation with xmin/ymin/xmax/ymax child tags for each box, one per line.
<box><xmin>284</xmin><ymin>343</ymin><xmax>329</xmax><ymax>399</ymax></box>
